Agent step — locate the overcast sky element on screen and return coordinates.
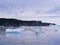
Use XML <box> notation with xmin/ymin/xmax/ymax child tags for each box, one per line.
<box><xmin>0</xmin><ymin>0</ymin><xmax>60</xmax><ymax>25</ymax></box>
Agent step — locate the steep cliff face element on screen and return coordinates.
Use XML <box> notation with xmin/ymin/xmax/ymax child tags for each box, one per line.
<box><xmin>0</xmin><ymin>18</ymin><xmax>56</xmax><ymax>27</ymax></box>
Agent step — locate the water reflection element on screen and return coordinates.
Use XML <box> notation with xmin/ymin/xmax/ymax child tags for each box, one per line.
<box><xmin>0</xmin><ymin>26</ymin><xmax>60</xmax><ymax>45</ymax></box>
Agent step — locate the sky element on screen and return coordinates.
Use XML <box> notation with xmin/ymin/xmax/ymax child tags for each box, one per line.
<box><xmin>0</xmin><ymin>0</ymin><xmax>60</xmax><ymax>25</ymax></box>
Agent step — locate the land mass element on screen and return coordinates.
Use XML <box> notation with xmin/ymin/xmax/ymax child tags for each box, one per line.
<box><xmin>0</xmin><ymin>18</ymin><xmax>56</xmax><ymax>27</ymax></box>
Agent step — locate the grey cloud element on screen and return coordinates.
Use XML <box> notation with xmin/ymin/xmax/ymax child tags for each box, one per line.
<box><xmin>34</xmin><ymin>10</ymin><xmax>44</xmax><ymax>15</ymax></box>
<box><xmin>0</xmin><ymin>0</ymin><xmax>59</xmax><ymax>10</ymax></box>
<box><xmin>42</xmin><ymin>6</ymin><xmax>60</xmax><ymax>14</ymax></box>
<box><xmin>0</xmin><ymin>0</ymin><xmax>26</xmax><ymax>10</ymax></box>
<box><xmin>0</xmin><ymin>0</ymin><xmax>60</xmax><ymax>15</ymax></box>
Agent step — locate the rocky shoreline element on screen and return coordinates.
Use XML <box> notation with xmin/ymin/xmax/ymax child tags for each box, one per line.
<box><xmin>0</xmin><ymin>18</ymin><xmax>56</xmax><ymax>27</ymax></box>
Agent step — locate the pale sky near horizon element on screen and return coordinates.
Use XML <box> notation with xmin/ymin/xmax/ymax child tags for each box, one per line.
<box><xmin>0</xmin><ymin>0</ymin><xmax>60</xmax><ymax>25</ymax></box>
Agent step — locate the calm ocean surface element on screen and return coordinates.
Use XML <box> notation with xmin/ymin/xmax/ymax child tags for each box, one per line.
<box><xmin>0</xmin><ymin>26</ymin><xmax>60</xmax><ymax>45</ymax></box>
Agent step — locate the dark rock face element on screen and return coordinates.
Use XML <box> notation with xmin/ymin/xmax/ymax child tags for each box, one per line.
<box><xmin>21</xmin><ymin>21</ymin><xmax>42</xmax><ymax>26</ymax></box>
<box><xmin>0</xmin><ymin>18</ymin><xmax>21</xmax><ymax>27</ymax></box>
<box><xmin>0</xmin><ymin>18</ymin><xmax>56</xmax><ymax>27</ymax></box>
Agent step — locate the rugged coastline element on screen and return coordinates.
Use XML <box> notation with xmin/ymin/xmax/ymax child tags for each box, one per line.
<box><xmin>0</xmin><ymin>18</ymin><xmax>56</xmax><ymax>27</ymax></box>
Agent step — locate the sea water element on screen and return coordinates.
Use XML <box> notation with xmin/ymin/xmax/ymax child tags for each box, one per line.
<box><xmin>0</xmin><ymin>26</ymin><xmax>60</xmax><ymax>45</ymax></box>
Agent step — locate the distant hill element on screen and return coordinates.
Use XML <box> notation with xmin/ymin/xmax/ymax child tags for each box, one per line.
<box><xmin>0</xmin><ymin>18</ymin><xmax>56</xmax><ymax>27</ymax></box>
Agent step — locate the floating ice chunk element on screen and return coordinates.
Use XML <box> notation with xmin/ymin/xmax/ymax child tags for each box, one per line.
<box><xmin>6</xmin><ymin>28</ymin><xmax>24</xmax><ymax>33</ymax></box>
<box><xmin>35</xmin><ymin>29</ymin><xmax>40</xmax><ymax>32</ymax></box>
